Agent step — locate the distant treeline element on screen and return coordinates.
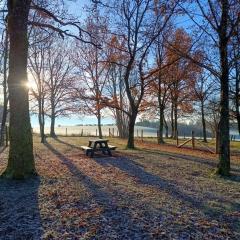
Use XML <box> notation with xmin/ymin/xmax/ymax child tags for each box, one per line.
<box><xmin>136</xmin><ymin>120</ymin><xmax>212</xmax><ymax>137</ymax></box>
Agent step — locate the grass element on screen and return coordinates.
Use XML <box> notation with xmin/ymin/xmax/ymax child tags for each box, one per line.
<box><xmin>141</xmin><ymin>136</ymin><xmax>240</xmax><ymax>152</ymax></box>
<box><xmin>0</xmin><ymin>136</ymin><xmax>239</xmax><ymax>239</ymax></box>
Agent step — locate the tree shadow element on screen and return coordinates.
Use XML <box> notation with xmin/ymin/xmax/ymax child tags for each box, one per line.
<box><xmin>0</xmin><ymin>146</ymin><xmax>7</xmax><ymax>154</ymax></box>
<box><xmin>0</xmin><ymin>177</ymin><xmax>43</xmax><ymax>239</ymax></box>
<box><xmin>44</xmin><ymin>140</ymin><xmax>152</xmax><ymax>239</ymax></box>
<box><xmin>54</xmin><ymin>137</ymin><xmax>83</xmax><ymax>151</ymax></box>
<box><xmin>137</xmin><ymin>148</ymin><xmax>240</xmax><ymax>176</ymax></box>
<box><xmin>92</xmin><ymin>154</ymin><xmax>240</xmax><ymax>220</ymax></box>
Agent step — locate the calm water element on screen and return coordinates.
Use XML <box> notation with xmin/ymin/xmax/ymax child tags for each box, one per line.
<box><xmin>33</xmin><ymin>125</ymin><xmax>240</xmax><ymax>140</ymax></box>
<box><xmin>33</xmin><ymin>125</ymin><xmax>157</xmax><ymax>137</ymax></box>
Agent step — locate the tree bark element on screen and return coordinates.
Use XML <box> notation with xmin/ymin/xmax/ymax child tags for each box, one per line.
<box><xmin>50</xmin><ymin>111</ymin><xmax>56</xmax><ymax>138</ymax></box>
<box><xmin>158</xmin><ymin>106</ymin><xmax>165</xmax><ymax>144</ymax></box>
<box><xmin>38</xmin><ymin>99</ymin><xmax>45</xmax><ymax>143</ymax></box>
<box><xmin>201</xmin><ymin>101</ymin><xmax>207</xmax><ymax>142</ymax></box>
<box><xmin>170</xmin><ymin>102</ymin><xmax>174</xmax><ymax>138</ymax></box>
<box><xmin>173</xmin><ymin>102</ymin><xmax>178</xmax><ymax>139</ymax></box>
<box><xmin>164</xmin><ymin>116</ymin><xmax>168</xmax><ymax>138</ymax></box>
<box><xmin>235</xmin><ymin>65</ymin><xmax>240</xmax><ymax>134</ymax></box>
<box><xmin>2</xmin><ymin>0</ymin><xmax>36</xmax><ymax>179</ymax></box>
<box><xmin>97</xmin><ymin>109</ymin><xmax>103</xmax><ymax>139</ymax></box>
<box><xmin>0</xmin><ymin>30</ymin><xmax>8</xmax><ymax>146</ymax></box>
<box><xmin>216</xmin><ymin>0</ymin><xmax>230</xmax><ymax>176</ymax></box>
<box><xmin>127</xmin><ymin>111</ymin><xmax>137</xmax><ymax>149</ymax></box>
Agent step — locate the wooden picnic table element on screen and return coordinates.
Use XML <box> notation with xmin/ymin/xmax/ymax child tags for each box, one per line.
<box><xmin>81</xmin><ymin>139</ymin><xmax>116</xmax><ymax>157</ymax></box>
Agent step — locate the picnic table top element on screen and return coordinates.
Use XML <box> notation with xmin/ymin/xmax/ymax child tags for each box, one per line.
<box><xmin>88</xmin><ymin>139</ymin><xmax>109</xmax><ymax>143</ymax></box>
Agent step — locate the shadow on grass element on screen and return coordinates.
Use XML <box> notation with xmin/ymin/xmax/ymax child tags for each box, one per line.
<box><xmin>137</xmin><ymin>148</ymin><xmax>240</xmax><ymax>177</ymax></box>
<box><xmin>54</xmin><ymin>137</ymin><xmax>83</xmax><ymax>151</ymax></box>
<box><xmin>0</xmin><ymin>146</ymin><xmax>7</xmax><ymax>154</ymax></box>
<box><xmin>45</xmin><ymin>139</ymin><xmax>240</xmax><ymax>236</ymax></box>
<box><xmin>0</xmin><ymin>177</ymin><xmax>42</xmax><ymax>239</ymax></box>
<box><xmin>44</xmin><ymin>140</ymin><xmax>151</xmax><ymax>239</ymax></box>
<box><xmin>93</xmin><ymin>153</ymin><xmax>240</xmax><ymax>220</ymax></box>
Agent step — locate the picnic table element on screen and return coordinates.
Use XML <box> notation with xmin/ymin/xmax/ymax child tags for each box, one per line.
<box><xmin>81</xmin><ymin>139</ymin><xmax>117</xmax><ymax>157</ymax></box>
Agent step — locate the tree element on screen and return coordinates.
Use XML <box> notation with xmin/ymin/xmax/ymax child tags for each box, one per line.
<box><xmin>1</xmin><ymin>0</ymin><xmax>96</xmax><ymax>179</ymax></box>
<box><xmin>28</xmin><ymin>29</ymin><xmax>51</xmax><ymax>143</ymax></box>
<box><xmin>194</xmin><ymin>73</ymin><xmax>216</xmax><ymax>142</ymax></box>
<box><xmin>174</xmin><ymin>0</ymin><xmax>240</xmax><ymax>175</ymax></box>
<box><xmin>230</xmin><ymin>24</ymin><xmax>240</xmax><ymax>134</ymax></box>
<box><xmin>73</xmin><ymin>5</ymin><xmax>108</xmax><ymax>139</ymax></box>
<box><xmin>109</xmin><ymin>0</ymin><xmax>177</xmax><ymax>148</ymax></box>
<box><xmin>2</xmin><ymin>0</ymin><xmax>36</xmax><ymax>179</ymax></box>
<box><xmin>148</xmin><ymin>33</ymin><xmax>171</xmax><ymax>144</ymax></box>
<box><xmin>166</xmin><ymin>29</ymin><xmax>201</xmax><ymax>139</ymax></box>
<box><xmin>104</xmin><ymin>36</ymin><xmax>130</xmax><ymax>139</ymax></box>
<box><xmin>0</xmin><ymin>28</ymin><xmax>8</xmax><ymax>146</ymax></box>
<box><xmin>45</xmin><ymin>39</ymin><xmax>74</xmax><ymax>138</ymax></box>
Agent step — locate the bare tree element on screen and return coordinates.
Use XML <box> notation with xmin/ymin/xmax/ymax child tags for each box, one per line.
<box><xmin>44</xmin><ymin>39</ymin><xmax>75</xmax><ymax>138</ymax></box>
<box><xmin>28</xmin><ymin>28</ymin><xmax>51</xmax><ymax>143</ymax></box>
<box><xmin>194</xmin><ymin>73</ymin><xmax>217</xmax><ymax>142</ymax></box>
<box><xmin>73</xmin><ymin>4</ymin><xmax>109</xmax><ymax>138</ymax></box>
<box><xmin>230</xmin><ymin>24</ymin><xmax>240</xmax><ymax>134</ymax></box>
<box><xmin>173</xmin><ymin>0</ymin><xmax>240</xmax><ymax>175</ymax></box>
<box><xmin>107</xmin><ymin>0</ymin><xmax>178</xmax><ymax>148</ymax></box>
<box><xmin>0</xmin><ymin>28</ymin><xmax>8</xmax><ymax>146</ymax></box>
<box><xmin>1</xmin><ymin>0</ymin><xmax>93</xmax><ymax>178</ymax></box>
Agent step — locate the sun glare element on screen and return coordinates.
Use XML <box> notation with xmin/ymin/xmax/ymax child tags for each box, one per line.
<box><xmin>26</xmin><ymin>78</ymin><xmax>37</xmax><ymax>90</ymax></box>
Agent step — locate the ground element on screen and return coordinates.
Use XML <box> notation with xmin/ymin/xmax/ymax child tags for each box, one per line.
<box><xmin>0</xmin><ymin>136</ymin><xmax>239</xmax><ymax>240</ymax></box>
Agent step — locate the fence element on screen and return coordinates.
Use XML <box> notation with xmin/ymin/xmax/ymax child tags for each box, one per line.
<box><xmin>176</xmin><ymin>130</ymin><xmax>215</xmax><ymax>154</ymax></box>
<box><xmin>32</xmin><ymin>126</ymin><xmax>240</xmax><ymax>143</ymax></box>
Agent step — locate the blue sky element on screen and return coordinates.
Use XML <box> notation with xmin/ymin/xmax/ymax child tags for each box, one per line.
<box><xmin>31</xmin><ymin>115</ymin><xmax>114</xmax><ymax>127</ymax></box>
<box><xmin>29</xmin><ymin>1</ymin><xmax>200</xmax><ymax>127</ymax></box>
<box><xmin>30</xmin><ymin>0</ymin><xmax>111</xmax><ymax>127</ymax></box>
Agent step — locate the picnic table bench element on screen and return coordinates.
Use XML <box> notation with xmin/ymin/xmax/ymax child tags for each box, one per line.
<box><xmin>81</xmin><ymin>139</ymin><xmax>117</xmax><ymax>157</ymax></box>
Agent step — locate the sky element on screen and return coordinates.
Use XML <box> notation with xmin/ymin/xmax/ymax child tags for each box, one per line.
<box><xmin>30</xmin><ymin>115</ymin><xmax>114</xmax><ymax>128</ymax></box>
<box><xmin>0</xmin><ymin>1</ymin><xmax>205</xmax><ymax>128</ymax></box>
<box><xmin>30</xmin><ymin>0</ymin><xmax>198</xmax><ymax>127</ymax></box>
<box><xmin>31</xmin><ymin>0</ymin><xmax>114</xmax><ymax>127</ymax></box>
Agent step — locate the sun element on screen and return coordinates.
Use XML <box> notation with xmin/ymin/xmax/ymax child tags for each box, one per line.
<box><xmin>25</xmin><ymin>78</ymin><xmax>38</xmax><ymax>90</ymax></box>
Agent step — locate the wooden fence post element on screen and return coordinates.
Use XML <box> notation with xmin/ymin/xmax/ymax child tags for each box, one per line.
<box><xmin>65</xmin><ymin>128</ymin><xmax>67</xmax><ymax>136</ymax></box>
<box><xmin>109</xmin><ymin>128</ymin><xmax>111</xmax><ymax>137</ymax></box>
<box><xmin>112</xmin><ymin>128</ymin><xmax>115</xmax><ymax>137</ymax></box>
<box><xmin>96</xmin><ymin>129</ymin><xmax>97</xmax><ymax>137</ymax></box>
<box><xmin>141</xmin><ymin>130</ymin><xmax>143</xmax><ymax>142</ymax></box>
<box><xmin>192</xmin><ymin>131</ymin><xmax>195</xmax><ymax>149</ymax></box>
<box><xmin>137</xmin><ymin>130</ymin><xmax>139</xmax><ymax>138</ymax></box>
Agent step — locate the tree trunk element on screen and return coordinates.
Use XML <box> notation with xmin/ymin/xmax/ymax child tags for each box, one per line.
<box><xmin>170</xmin><ymin>103</ymin><xmax>174</xmax><ymax>138</ymax></box>
<box><xmin>97</xmin><ymin>109</ymin><xmax>103</xmax><ymax>139</ymax></box>
<box><xmin>173</xmin><ymin>102</ymin><xmax>178</xmax><ymax>140</ymax></box>
<box><xmin>164</xmin><ymin>116</ymin><xmax>168</xmax><ymax>138</ymax></box>
<box><xmin>50</xmin><ymin>111</ymin><xmax>56</xmax><ymax>138</ymax></box>
<box><xmin>158</xmin><ymin>106</ymin><xmax>165</xmax><ymax>144</ymax></box>
<box><xmin>2</xmin><ymin>0</ymin><xmax>36</xmax><ymax>179</ymax></box>
<box><xmin>201</xmin><ymin>102</ymin><xmax>207</xmax><ymax>142</ymax></box>
<box><xmin>0</xmin><ymin>30</ymin><xmax>8</xmax><ymax>146</ymax></box>
<box><xmin>216</xmin><ymin>1</ymin><xmax>230</xmax><ymax>176</ymax></box>
<box><xmin>235</xmin><ymin>67</ymin><xmax>240</xmax><ymax>134</ymax></box>
<box><xmin>127</xmin><ymin>112</ymin><xmax>137</xmax><ymax>149</ymax></box>
<box><xmin>38</xmin><ymin>99</ymin><xmax>45</xmax><ymax>143</ymax></box>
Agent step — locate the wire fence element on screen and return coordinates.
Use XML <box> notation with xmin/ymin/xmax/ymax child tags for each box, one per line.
<box><xmin>32</xmin><ymin>126</ymin><xmax>240</xmax><ymax>142</ymax></box>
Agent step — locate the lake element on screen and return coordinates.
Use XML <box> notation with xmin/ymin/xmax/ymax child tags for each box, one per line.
<box><xmin>33</xmin><ymin>125</ymin><xmax>240</xmax><ymax>140</ymax></box>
